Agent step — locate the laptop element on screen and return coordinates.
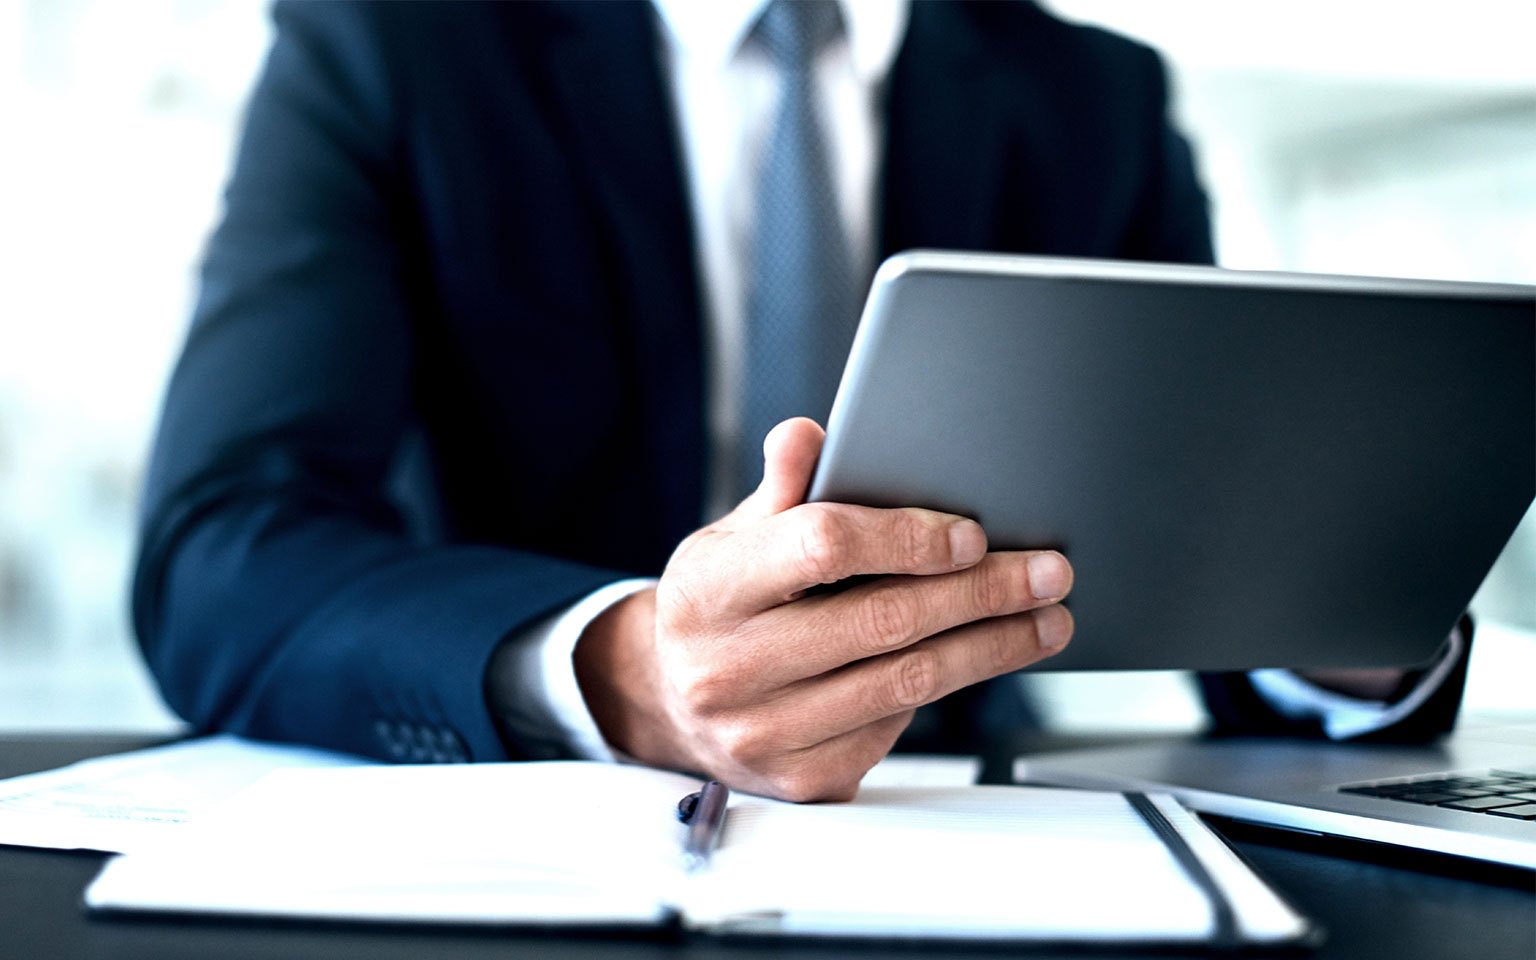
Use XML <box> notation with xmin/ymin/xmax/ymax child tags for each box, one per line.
<box><xmin>1014</xmin><ymin>723</ymin><xmax>1536</xmax><ymax>870</ymax></box>
<box><xmin>809</xmin><ymin>251</ymin><xmax>1535</xmax><ymax>673</ymax></box>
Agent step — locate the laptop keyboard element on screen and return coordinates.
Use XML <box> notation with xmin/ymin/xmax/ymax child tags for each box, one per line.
<box><xmin>1340</xmin><ymin>768</ymin><xmax>1536</xmax><ymax>819</ymax></box>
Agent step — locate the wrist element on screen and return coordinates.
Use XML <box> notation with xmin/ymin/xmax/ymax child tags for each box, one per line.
<box><xmin>572</xmin><ymin>588</ymin><xmax>693</xmax><ymax>771</ymax></box>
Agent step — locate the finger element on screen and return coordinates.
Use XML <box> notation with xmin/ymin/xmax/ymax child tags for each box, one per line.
<box><xmin>771</xmin><ymin>604</ymin><xmax>1074</xmax><ymax>743</ymax></box>
<box><xmin>733</xmin><ymin>710</ymin><xmax>915</xmax><ymax>803</ymax></box>
<box><xmin>704</xmin><ymin>501</ymin><xmax>989</xmax><ymax>611</ymax></box>
<box><xmin>742</xmin><ymin>550</ymin><xmax>1072</xmax><ymax>687</ymax></box>
<box><xmin>725</xmin><ymin>417</ymin><xmax>825</xmax><ymax>526</ymax></box>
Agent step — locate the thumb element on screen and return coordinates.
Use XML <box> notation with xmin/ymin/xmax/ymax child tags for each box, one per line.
<box><xmin>733</xmin><ymin>417</ymin><xmax>825</xmax><ymax>522</ymax></box>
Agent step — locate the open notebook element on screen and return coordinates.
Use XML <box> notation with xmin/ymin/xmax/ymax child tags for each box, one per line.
<box><xmin>85</xmin><ymin>762</ymin><xmax>1315</xmax><ymax>947</ymax></box>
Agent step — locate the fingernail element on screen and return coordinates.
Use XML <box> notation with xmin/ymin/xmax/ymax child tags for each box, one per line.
<box><xmin>1027</xmin><ymin>552</ymin><xmax>1071</xmax><ymax>599</ymax></box>
<box><xmin>1036</xmin><ymin>605</ymin><xmax>1072</xmax><ymax>650</ymax></box>
<box><xmin>948</xmin><ymin>521</ymin><xmax>986</xmax><ymax>567</ymax></box>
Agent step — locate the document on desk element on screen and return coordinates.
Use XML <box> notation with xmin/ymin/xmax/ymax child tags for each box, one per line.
<box><xmin>86</xmin><ymin>762</ymin><xmax>1315</xmax><ymax>946</ymax></box>
<box><xmin>0</xmin><ymin>735</ymin><xmax>366</xmax><ymax>853</ymax></box>
<box><xmin>0</xmin><ymin>738</ymin><xmax>955</xmax><ymax>856</ymax></box>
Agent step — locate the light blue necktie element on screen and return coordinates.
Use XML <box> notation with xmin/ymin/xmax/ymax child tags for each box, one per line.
<box><xmin>737</xmin><ymin>0</ymin><xmax>860</xmax><ymax>501</ymax></box>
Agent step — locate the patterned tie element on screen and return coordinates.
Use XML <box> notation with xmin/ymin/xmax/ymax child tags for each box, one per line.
<box><xmin>737</xmin><ymin>0</ymin><xmax>860</xmax><ymax>501</ymax></box>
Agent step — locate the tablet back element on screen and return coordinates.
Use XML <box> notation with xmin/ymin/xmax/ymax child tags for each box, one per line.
<box><xmin>808</xmin><ymin>251</ymin><xmax>1535</xmax><ymax>671</ymax></box>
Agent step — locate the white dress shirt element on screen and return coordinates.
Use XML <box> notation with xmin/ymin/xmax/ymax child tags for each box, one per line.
<box><xmin>487</xmin><ymin>0</ymin><xmax>1448</xmax><ymax>761</ymax></box>
<box><xmin>657</xmin><ymin>0</ymin><xmax>908</xmax><ymax>522</ymax></box>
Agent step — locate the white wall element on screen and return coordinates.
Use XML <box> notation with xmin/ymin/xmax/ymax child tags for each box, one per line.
<box><xmin>0</xmin><ymin>0</ymin><xmax>271</xmax><ymax>731</ymax></box>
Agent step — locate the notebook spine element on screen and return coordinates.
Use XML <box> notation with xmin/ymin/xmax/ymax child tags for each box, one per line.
<box><xmin>1124</xmin><ymin>791</ymin><xmax>1241</xmax><ymax>949</ymax></box>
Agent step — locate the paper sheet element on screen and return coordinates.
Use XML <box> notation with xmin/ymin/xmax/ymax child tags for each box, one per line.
<box><xmin>695</xmin><ymin>785</ymin><xmax>1306</xmax><ymax>942</ymax></box>
<box><xmin>86</xmin><ymin>762</ymin><xmax>700</xmax><ymax>926</ymax></box>
<box><xmin>0</xmin><ymin>737</ymin><xmax>976</xmax><ymax>856</ymax></box>
<box><xmin>0</xmin><ymin>734</ymin><xmax>367</xmax><ymax>853</ymax></box>
<box><xmin>858</xmin><ymin>753</ymin><xmax>981</xmax><ymax>789</ymax></box>
<box><xmin>84</xmin><ymin>761</ymin><xmax>1310</xmax><ymax>944</ymax></box>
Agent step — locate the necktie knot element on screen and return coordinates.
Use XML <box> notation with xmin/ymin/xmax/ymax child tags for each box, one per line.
<box><xmin>754</xmin><ymin>0</ymin><xmax>842</xmax><ymax>72</ymax></box>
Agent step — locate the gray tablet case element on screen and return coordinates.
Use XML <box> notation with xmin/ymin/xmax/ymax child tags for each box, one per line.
<box><xmin>808</xmin><ymin>251</ymin><xmax>1535</xmax><ymax>672</ymax></box>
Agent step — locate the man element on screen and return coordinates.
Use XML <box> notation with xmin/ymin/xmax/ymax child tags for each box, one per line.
<box><xmin>134</xmin><ymin>0</ymin><xmax>1467</xmax><ymax>801</ymax></box>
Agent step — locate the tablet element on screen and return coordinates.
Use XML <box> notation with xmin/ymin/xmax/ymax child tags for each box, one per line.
<box><xmin>808</xmin><ymin>251</ymin><xmax>1535</xmax><ymax>671</ymax></box>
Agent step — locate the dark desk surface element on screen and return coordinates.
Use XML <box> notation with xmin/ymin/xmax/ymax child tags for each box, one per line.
<box><xmin>2</xmin><ymin>734</ymin><xmax>1531</xmax><ymax>960</ymax></box>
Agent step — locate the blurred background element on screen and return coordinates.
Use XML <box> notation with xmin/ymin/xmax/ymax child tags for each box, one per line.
<box><xmin>1</xmin><ymin>0</ymin><xmax>1532</xmax><ymax>737</ymax></box>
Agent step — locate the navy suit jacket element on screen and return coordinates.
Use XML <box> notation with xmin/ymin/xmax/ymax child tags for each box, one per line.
<box><xmin>134</xmin><ymin>0</ymin><xmax>1462</xmax><ymax>764</ymax></box>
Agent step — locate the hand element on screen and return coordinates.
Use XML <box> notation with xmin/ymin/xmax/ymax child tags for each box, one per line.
<box><xmin>573</xmin><ymin>418</ymin><xmax>1075</xmax><ymax>801</ymax></box>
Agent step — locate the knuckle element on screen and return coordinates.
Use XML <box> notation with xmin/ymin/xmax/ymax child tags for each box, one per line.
<box><xmin>969</xmin><ymin>561</ymin><xmax>1016</xmax><ymax>615</ymax></box>
<box><xmin>770</xmin><ymin>765</ymin><xmax>850</xmax><ymax>804</ymax></box>
<box><xmin>659</xmin><ymin>558</ymin><xmax>717</xmax><ymax>620</ymax></box>
<box><xmin>715</xmin><ymin>719</ymin><xmax>777</xmax><ymax>767</ymax></box>
<box><xmin>894</xmin><ymin>513</ymin><xmax>939</xmax><ymax>569</ymax></box>
<box><xmin>885</xmin><ymin>647</ymin><xmax>941</xmax><ymax>711</ymax></box>
<box><xmin>672</xmin><ymin>663</ymin><xmax>733</xmax><ymax>714</ymax></box>
<box><xmin>985</xmin><ymin>618</ymin><xmax>1025</xmax><ymax>673</ymax></box>
<box><xmin>666</xmin><ymin>530</ymin><xmax>713</xmax><ymax>579</ymax></box>
<box><xmin>769</xmin><ymin>770</ymin><xmax>820</xmax><ymax>804</ymax></box>
<box><xmin>656</xmin><ymin>576</ymin><xmax>699</xmax><ymax>622</ymax></box>
<box><xmin>674</xmin><ymin>528</ymin><xmax>710</xmax><ymax>558</ymax></box>
<box><xmin>796</xmin><ymin>508</ymin><xmax>851</xmax><ymax>583</ymax></box>
<box><xmin>854</xmin><ymin>591</ymin><xmax>919</xmax><ymax>653</ymax></box>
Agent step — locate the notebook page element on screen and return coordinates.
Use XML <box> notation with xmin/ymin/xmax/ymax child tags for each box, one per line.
<box><xmin>858</xmin><ymin>754</ymin><xmax>981</xmax><ymax>788</ymax></box>
<box><xmin>87</xmin><ymin>762</ymin><xmax>703</xmax><ymax>925</ymax></box>
<box><xmin>687</xmin><ymin>785</ymin><xmax>1303</xmax><ymax>942</ymax></box>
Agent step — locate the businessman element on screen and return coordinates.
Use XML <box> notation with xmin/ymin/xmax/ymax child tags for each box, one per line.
<box><xmin>134</xmin><ymin>0</ymin><xmax>1468</xmax><ymax>801</ymax></box>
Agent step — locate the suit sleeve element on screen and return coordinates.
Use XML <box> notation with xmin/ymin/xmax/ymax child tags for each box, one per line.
<box><xmin>1199</xmin><ymin>619</ymin><xmax>1474</xmax><ymax>742</ymax></box>
<box><xmin>1111</xmin><ymin>45</ymin><xmax>1468</xmax><ymax>742</ymax></box>
<box><xmin>133</xmin><ymin>2</ymin><xmax>624</xmax><ymax>763</ymax></box>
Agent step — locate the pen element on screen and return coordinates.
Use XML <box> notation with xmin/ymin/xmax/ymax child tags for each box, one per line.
<box><xmin>677</xmin><ymin>779</ymin><xmax>730</xmax><ymax>872</ymax></box>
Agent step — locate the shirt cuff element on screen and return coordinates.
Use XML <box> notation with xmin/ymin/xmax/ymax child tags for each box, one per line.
<box><xmin>487</xmin><ymin>577</ymin><xmax>657</xmax><ymax>761</ymax></box>
<box><xmin>1248</xmin><ymin>627</ymin><xmax>1465</xmax><ymax>740</ymax></box>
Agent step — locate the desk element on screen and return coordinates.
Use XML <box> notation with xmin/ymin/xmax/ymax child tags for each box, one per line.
<box><xmin>2</xmin><ymin>735</ymin><xmax>1531</xmax><ymax>960</ymax></box>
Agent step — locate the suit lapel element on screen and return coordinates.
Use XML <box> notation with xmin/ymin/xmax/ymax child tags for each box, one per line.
<box><xmin>879</xmin><ymin>2</ymin><xmax>1012</xmax><ymax>257</ymax></box>
<box><xmin>538</xmin><ymin>2</ymin><xmax>707</xmax><ymax>544</ymax></box>
<box><xmin>530</xmin><ymin>2</ymin><xmax>1045</xmax><ymax>544</ymax></box>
